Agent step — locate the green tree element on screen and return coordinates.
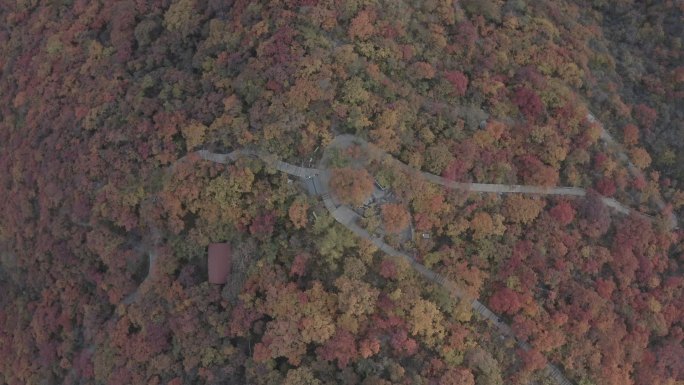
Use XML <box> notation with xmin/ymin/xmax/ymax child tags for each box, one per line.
<box><xmin>502</xmin><ymin>195</ymin><xmax>544</xmax><ymax>224</ymax></box>
<box><xmin>316</xmin><ymin>225</ymin><xmax>357</xmax><ymax>269</ymax></box>
<box><xmin>409</xmin><ymin>299</ymin><xmax>446</xmax><ymax>347</ymax></box>
<box><xmin>424</xmin><ymin>142</ymin><xmax>454</xmax><ymax>175</ymax></box>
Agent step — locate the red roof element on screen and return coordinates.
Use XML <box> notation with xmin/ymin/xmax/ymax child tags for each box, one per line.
<box><xmin>208</xmin><ymin>243</ymin><xmax>232</xmax><ymax>284</ymax></box>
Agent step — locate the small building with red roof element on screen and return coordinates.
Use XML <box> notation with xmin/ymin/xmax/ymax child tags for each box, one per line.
<box><xmin>208</xmin><ymin>243</ymin><xmax>232</xmax><ymax>284</ymax></box>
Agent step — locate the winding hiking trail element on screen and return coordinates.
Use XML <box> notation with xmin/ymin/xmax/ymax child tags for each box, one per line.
<box><xmin>327</xmin><ymin>134</ymin><xmax>650</xmax><ymax>220</ymax></box>
<box><xmin>196</xmin><ymin>124</ymin><xmax>677</xmax><ymax>385</ymax></box>
<box><xmin>189</xmin><ymin>121</ymin><xmax>672</xmax><ymax>385</ymax></box>
<box><xmin>588</xmin><ymin>113</ymin><xmax>678</xmax><ymax>229</ymax></box>
<box><xmin>197</xmin><ymin>140</ymin><xmax>583</xmax><ymax>385</ymax></box>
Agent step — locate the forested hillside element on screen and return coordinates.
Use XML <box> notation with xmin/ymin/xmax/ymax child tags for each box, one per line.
<box><xmin>0</xmin><ymin>1</ymin><xmax>681</xmax><ymax>385</ymax></box>
<box><xmin>576</xmin><ymin>0</ymin><xmax>684</xmax><ymax>182</ymax></box>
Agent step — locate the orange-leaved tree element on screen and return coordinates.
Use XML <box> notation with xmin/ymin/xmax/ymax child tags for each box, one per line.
<box><xmin>381</xmin><ymin>203</ymin><xmax>410</xmax><ymax>233</ymax></box>
<box><xmin>329</xmin><ymin>167</ymin><xmax>374</xmax><ymax>207</ymax></box>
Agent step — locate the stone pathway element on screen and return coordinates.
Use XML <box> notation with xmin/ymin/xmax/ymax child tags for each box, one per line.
<box><xmin>326</xmin><ymin>134</ymin><xmax>661</xmax><ymax>225</ymax></box>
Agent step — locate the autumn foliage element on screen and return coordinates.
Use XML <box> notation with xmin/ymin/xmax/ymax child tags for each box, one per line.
<box><xmin>513</xmin><ymin>87</ymin><xmax>543</xmax><ymax>120</ymax></box>
<box><xmin>328</xmin><ymin>167</ymin><xmax>375</xmax><ymax>207</ymax></box>
<box><xmin>381</xmin><ymin>203</ymin><xmax>410</xmax><ymax>233</ymax></box>
<box><xmin>0</xmin><ymin>1</ymin><xmax>680</xmax><ymax>385</ymax></box>
<box><xmin>444</xmin><ymin>71</ymin><xmax>469</xmax><ymax>97</ymax></box>
<box><xmin>549</xmin><ymin>202</ymin><xmax>575</xmax><ymax>225</ymax></box>
<box><xmin>288</xmin><ymin>200</ymin><xmax>309</xmax><ymax>229</ymax></box>
<box><xmin>502</xmin><ymin>195</ymin><xmax>544</xmax><ymax>224</ymax></box>
<box><xmin>623</xmin><ymin>124</ymin><xmax>640</xmax><ymax>146</ymax></box>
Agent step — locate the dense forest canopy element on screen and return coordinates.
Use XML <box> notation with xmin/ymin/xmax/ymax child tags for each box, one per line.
<box><xmin>0</xmin><ymin>1</ymin><xmax>682</xmax><ymax>385</ymax></box>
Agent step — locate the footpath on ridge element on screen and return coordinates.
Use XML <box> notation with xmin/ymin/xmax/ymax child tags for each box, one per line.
<box><xmin>326</xmin><ymin>134</ymin><xmax>662</xmax><ymax>221</ymax></box>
